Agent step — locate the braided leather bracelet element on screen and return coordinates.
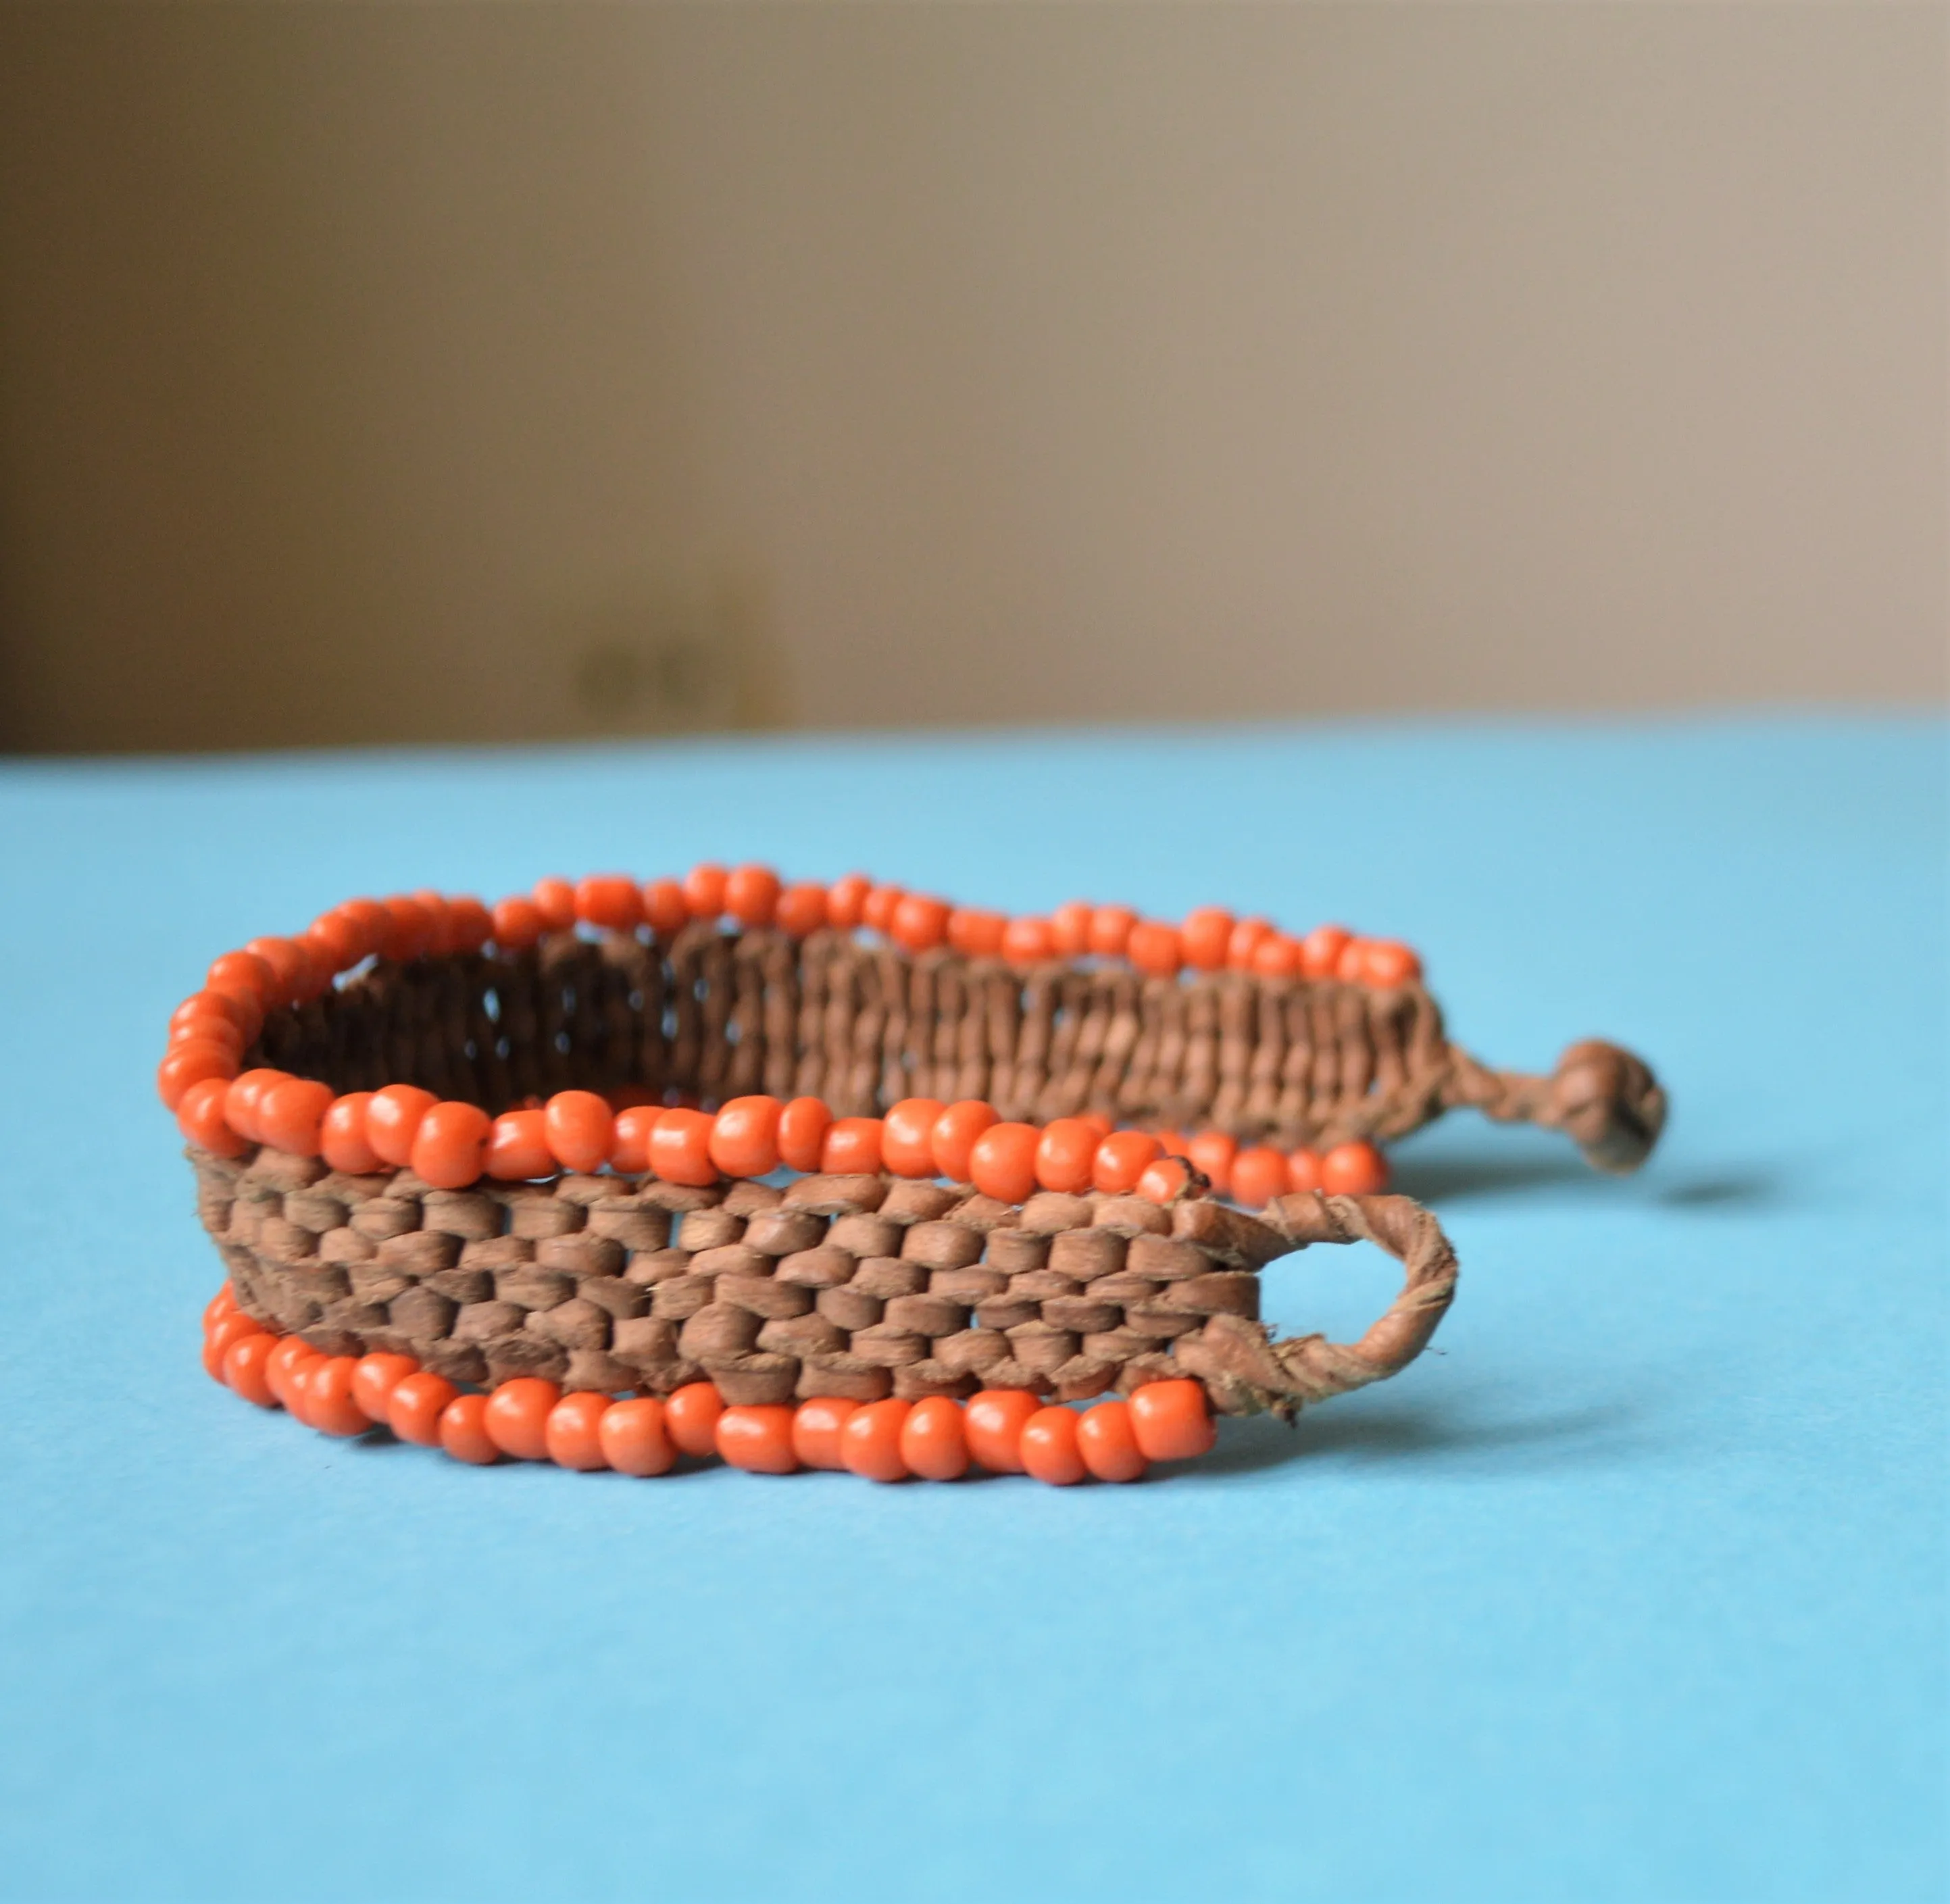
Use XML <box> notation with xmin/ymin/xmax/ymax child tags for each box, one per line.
<box><xmin>170</xmin><ymin>866</ymin><xmax>1664</xmax><ymax>1484</ymax></box>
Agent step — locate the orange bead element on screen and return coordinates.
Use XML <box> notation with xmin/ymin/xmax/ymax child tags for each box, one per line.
<box><xmin>717</xmin><ymin>1403</ymin><xmax>799</xmax><ymax>1474</ymax></box>
<box><xmin>245</xmin><ymin>935</ymin><xmax>321</xmax><ymax>1004</ymax></box>
<box><xmin>1077</xmin><ymin>1399</ymin><xmax>1148</xmax><ymax>1482</ymax></box>
<box><xmin>1091</xmin><ymin>1129</ymin><xmax>1161</xmax><ymax>1194</ymax></box>
<box><xmin>1001</xmin><ymin>916</ymin><xmax>1055</xmax><ymax>966</ymax></box>
<box><xmin>222</xmin><ymin>1068</ymin><xmax>289</xmax><ymax>1145</ymax></box>
<box><xmin>1074</xmin><ymin>1111</ymin><xmax>1114</xmax><ymax>1143</ymax></box>
<box><xmin>256</xmin><ymin>1077</ymin><xmax>334</xmax><ymax>1156</ymax></box>
<box><xmin>899</xmin><ymin>1396</ymin><xmax>970</xmax><ymax>1480</ymax></box>
<box><xmin>599</xmin><ymin>1396</ymin><xmax>676</xmax><ymax>1476</ymax></box>
<box><xmin>490</xmin><ymin>895</ymin><xmax>544</xmax><ymax>951</ymax></box>
<box><xmin>824</xmin><ymin>872</ymin><xmax>872</xmax><ymax>930</ymax></box>
<box><xmin>439</xmin><ymin>1392</ymin><xmax>501</xmax><ymax>1464</ymax></box>
<box><xmin>1034</xmin><ymin>1118</ymin><xmax>1100</xmax><ymax>1195</ymax></box>
<box><xmin>318</xmin><ymin>1093</ymin><xmax>380</xmax><ymax>1173</ymax></box>
<box><xmin>720</xmin><ymin>863</ymin><xmax>779</xmax><ymax>928</ymax></box>
<box><xmin>170</xmin><ymin>987</ymin><xmax>251</xmax><ymax>1041</ymax></box>
<box><xmin>410</xmin><ymin>1101</ymin><xmax>493</xmax><ymax>1189</ymax></box>
<box><xmin>1020</xmin><ymin>1405</ymin><xmax>1088</xmax><ymax>1484</ymax></box>
<box><xmin>203</xmin><ymin>1284</ymin><xmax>239</xmax><ymax>1329</ymax></box>
<box><xmin>1129</xmin><ymin>1379</ymin><xmax>1216</xmax><ymax>1461</ymax></box>
<box><xmin>532</xmin><ymin>876</ymin><xmax>578</xmax><ymax>931</ymax></box>
<box><xmin>641</xmin><ymin>877</ymin><xmax>690</xmax><ymax>936</ymax></box>
<box><xmin>841</xmin><ymin>1397</ymin><xmax>913</xmax><ymax>1482</ymax></box>
<box><xmin>947</xmin><ymin>907</ymin><xmax>1007</xmax><ymax>957</ymax></box>
<box><xmin>776</xmin><ymin>881</ymin><xmax>828</xmax><ymax>938</ymax></box>
<box><xmin>1126</xmin><ymin>921</ymin><xmax>1182</xmax><ymax>978</ymax></box>
<box><xmin>650</xmin><ymin>1108</ymin><xmax>719</xmax><ymax>1186</ymax></box>
<box><xmin>168</xmin><ymin>1013</ymin><xmax>245</xmax><ymax>1060</ymax></box>
<box><xmin>1137</xmin><ymin>1155</ymin><xmax>1192</xmax><ymax>1204</ymax></box>
<box><xmin>710</xmin><ymin>1096</ymin><xmax>782</xmax><ymax>1177</ymax></box>
<box><xmin>609</xmin><ymin>1105</ymin><xmax>659</xmax><ymax>1174</ymax></box>
<box><xmin>1286</xmin><ymin>1147</ymin><xmax>1324</xmax><ymax>1193</ymax></box>
<box><xmin>1301</xmin><ymin>924</ymin><xmax>1351</xmax><ymax>981</ymax></box>
<box><xmin>891</xmin><ymin>893</ymin><xmax>950</xmax><ymax>953</ymax></box>
<box><xmin>1226</xmin><ymin>916</ymin><xmax>1274</xmax><ymax>969</ymax></box>
<box><xmin>543</xmin><ymin>1089</ymin><xmax>614</xmax><ymax>1174</ymax></box>
<box><xmin>969</xmin><ymin>1122</ymin><xmax>1040</xmax><ymax>1204</ymax></box>
<box><xmin>965</xmin><ymin>1388</ymin><xmax>1042</xmax><ymax>1472</ymax></box>
<box><xmin>486</xmin><ymin>1107</ymin><xmax>554</xmax><ymax>1180</ymax></box>
<box><xmin>351</xmin><ymin>1353</ymin><xmax>420</xmax><ymax>1425</ymax></box>
<box><xmin>1251</xmin><ymin>934</ymin><xmax>1303</xmax><ymax>980</ymax></box>
<box><xmin>265</xmin><ymin>1335</ymin><xmax>322</xmax><ymax>1410</ymax></box>
<box><xmin>157</xmin><ymin>1040</ymin><xmax>239</xmax><ymax>1111</ymax></box>
<box><xmin>1361</xmin><ymin>939</ymin><xmax>1423</xmax><ymax>988</ymax></box>
<box><xmin>684</xmin><ymin>862</ymin><xmax>729</xmax><ymax>920</ymax></box>
<box><xmin>366</xmin><ymin>1084</ymin><xmax>438</xmax><ymax>1169</ymax></box>
<box><xmin>411</xmin><ymin>890</ymin><xmax>456</xmax><ymax>953</ymax></box>
<box><xmin>882</xmin><ymin>1098</ymin><xmax>947</xmax><ymax>1177</ymax></box>
<box><xmin>387</xmin><ymin>1370</ymin><xmax>459</xmax><ymax>1446</ymax></box>
<box><xmin>483</xmin><ymin>1378</ymin><xmax>561</xmax><ymax>1460</ymax></box>
<box><xmin>1087</xmin><ymin>904</ymin><xmax>1137</xmax><ymax>958</ymax></box>
<box><xmin>1188</xmin><ymin>1130</ymin><xmax>1238</xmax><ymax>1195</ymax></box>
<box><xmin>546</xmin><ymin>1391</ymin><xmax>614</xmax><ymax>1471</ymax></box>
<box><xmin>821</xmin><ymin>1117</ymin><xmax>884</xmax><ymax>1175</ymax></box>
<box><xmin>1230</xmin><ymin>1146</ymin><xmax>1289</xmax><ymax>1209</ymax></box>
<box><xmin>378</xmin><ymin>896</ymin><xmax>437</xmax><ymax>963</ymax></box>
<box><xmin>859</xmin><ymin>883</ymin><xmax>903</xmax><ymax>935</ymax></box>
<box><xmin>1050</xmin><ymin>901</ymin><xmax>1095</xmax><ymax>959</ymax></box>
<box><xmin>665</xmin><ymin>1381</ymin><xmax>725</xmax><ymax>1458</ymax></box>
<box><xmin>931</xmin><ymin>1099</ymin><xmax>999</xmax><ymax>1181</ymax></box>
<box><xmin>222</xmin><ymin>1331</ymin><xmax>279</xmax><ymax>1409</ymax></box>
<box><xmin>203</xmin><ymin>1311</ymin><xmax>262</xmax><ymax>1381</ymax></box>
<box><xmin>1320</xmin><ymin>1140</ymin><xmax>1389</xmax><ymax>1195</ymax></box>
<box><xmin>778</xmin><ymin>1097</ymin><xmax>833</xmax><ymax>1173</ymax></box>
<box><xmin>575</xmin><ymin>874</ymin><xmax>641</xmax><ymax>932</ymax></box>
<box><xmin>207</xmin><ymin>949</ymin><xmax>274</xmax><ymax>1005</ymax></box>
<box><xmin>176</xmin><ymin>1076</ymin><xmax>247</xmax><ymax>1158</ymax></box>
<box><xmin>1180</xmin><ymin>907</ymin><xmax>1234</xmax><ymax>972</ymax></box>
<box><xmin>302</xmin><ymin>910</ymin><xmax>367</xmax><ymax>972</ymax></box>
<box><xmin>443</xmin><ymin>897</ymin><xmax>495</xmax><ymax>955</ymax></box>
<box><xmin>306</xmin><ymin>1358</ymin><xmax>374</xmax><ymax>1437</ymax></box>
<box><xmin>1335</xmin><ymin>937</ymin><xmax>1370</xmax><ymax>983</ymax></box>
<box><xmin>283</xmin><ymin>1356</ymin><xmax>324</xmax><ymax>1428</ymax></box>
<box><xmin>791</xmin><ymin>1396</ymin><xmax>859</xmax><ymax>1470</ymax></box>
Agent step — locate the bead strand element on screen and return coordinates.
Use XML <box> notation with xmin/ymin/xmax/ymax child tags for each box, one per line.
<box><xmin>202</xmin><ymin>1287</ymin><xmax>1216</xmax><ymax>1486</ymax></box>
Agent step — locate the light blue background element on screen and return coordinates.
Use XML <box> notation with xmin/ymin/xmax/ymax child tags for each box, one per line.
<box><xmin>1</xmin><ymin>716</ymin><xmax>1943</xmax><ymax>1903</ymax></box>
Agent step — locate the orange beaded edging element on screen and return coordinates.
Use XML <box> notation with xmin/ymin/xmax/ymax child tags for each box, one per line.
<box><xmin>160</xmin><ymin>868</ymin><xmax>1402</xmax><ymax>1207</ymax></box>
<box><xmin>202</xmin><ymin>1282</ymin><xmax>1216</xmax><ymax>1485</ymax></box>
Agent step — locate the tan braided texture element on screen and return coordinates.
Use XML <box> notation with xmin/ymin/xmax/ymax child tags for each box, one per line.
<box><xmin>195</xmin><ymin>1146</ymin><xmax>1457</xmax><ymax>1419</ymax></box>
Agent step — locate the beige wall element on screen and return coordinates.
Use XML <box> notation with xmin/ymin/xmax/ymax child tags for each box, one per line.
<box><xmin>0</xmin><ymin>2</ymin><xmax>1943</xmax><ymax>753</ymax></box>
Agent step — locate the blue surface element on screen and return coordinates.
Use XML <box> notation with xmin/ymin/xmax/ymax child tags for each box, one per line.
<box><xmin>0</xmin><ymin>714</ymin><xmax>1943</xmax><ymax>1904</ymax></box>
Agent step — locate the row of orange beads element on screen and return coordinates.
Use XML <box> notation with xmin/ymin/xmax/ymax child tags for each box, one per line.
<box><xmin>202</xmin><ymin>1286</ymin><xmax>1216</xmax><ymax>1484</ymax></box>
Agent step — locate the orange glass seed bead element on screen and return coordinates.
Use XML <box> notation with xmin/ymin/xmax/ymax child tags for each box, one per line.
<box><xmin>1227</xmin><ymin>916</ymin><xmax>1274</xmax><ymax>969</ymax></box>
<box><xmin>947</xmin><ymin>907</ymin><xmax>1007</xmax><ymax>957</ymax></box>
<box><xmin>443</xmin><ymin>897</ymin><xmax>494</xmax><ymax>954</ymax></box>
<box><xmin>351</xmin><ymin>1353</ymin><xmax>420</xmax><ymax>1426</ymax></box>
<box><xmin>387</xmin><ymin>1371</ymin><xmax>459</xmax><ymax>1446</ymax></box>
<box><xmin>1180</xmin><ymin>907</ymin><xmax>1234</xmax><ymax>972</ymax></box>
<box><xmin>1020</xmin><ymin>1405</ymin><xmax>1089</xmax><ymax>1485</ymax></box>
<box><xmin>1088</xmin><ymin>905</ymin><xmax>1137</xmax><ymax>958</ymax></box>
<box><xmin>1286</xmin><ymin>1147</ymin><xmax>1325</xmax><ymax>1193</ymax></box>
<box><xmin>1301</xmin><ymin>924</ymin><xmax>1351</xmax><ymax>981</ymax></box>
<box><xmin>483</xmin><ymin>1378</ymin><xmax>561</xmax><ymax>1460</ymax></box>
<box><xmin>265</xmin><ymin>1335</ymin><xmax>322</xmax><ymax>1410</ymax></box>
<box><xmin>969</xmin><ymin>1122</ymin><xmax>1040</xmax><ymax>1205</ymax></box>
<box><xmin>1251</xmin><ymin>934</ymin><xmax>1303</xmax><ymax>980</ymax></box>
<box><xmin>725</xmin><ymin>864</ymin><xmax>782</xmax><ymax>928</ymax></box>
<box><xmin>650</xmin><ymin>1108</ymin><xmax>719</xmax><ymax>1186</ymax></box>
<box><xmin>778</xmin><ymin>1097</ymin><xmax>833</xmax><ymax>1174</ymax></box>
<box><xmin>203</xmin><ymin>1311</ymin><xmax>262</xmax><ymax>1381</ymax></box>
<box><xmin>545</xmin><ymin>1391</ymin><xmax>614</xmax><ymax>1471</ymax></box>
<box><xmin>776</xmin><ymin>881</ymin><xmax>828</xmax><ymax>938</ymax></box>
<box><xmin>532</xmin><ymin>877</ymin><xmax>578</xmax><ymax>932</ymax></box>
<box><xmin>307</xmin><ymin>1358</ymin><xmax>374</xmax><ymax>1438</ymax></box>
<box><xmin>256</xmin><ymin>1077</ymin><xmax>335</xmax><ymax>1157</ymax></box>
<box><xmin>223</xmin><ymin>1069</ymin><xmax>289</xmax><ymax>1145</ymax></box>
<box><xmin>302</xmin><ymin>910</ymin><xmax>366</xmax><ymax>972</ymax></box>
<box><xmin>223</xmin><ymin>1331</ymin><xmax>280</xmax><ymax>1409</ymax></box>
<box><xmin>316</xmin><ymin>1094</ymin><xmax>379</xmax><ymax>1174</ymax></box>
<box><xmin>1074</xmin><ymin>1111</ymin><xmax>1113</xmax><ymax>1143</ymax></box>
<box><xmin>575</xmin><ymin>874</ymin><xmax>641</xmax><ymax>932</ymax></box>
<box><xmin>244</xmin><ymin>936</ymin><xmax>321</xmax><ymax>1004</ymax></box>
<box><xmin>410</xmin><ymin>1101</ymin><xmax>493</xmax><ymax>1190</ymax></box>
<box><xmin>1335</xmin><ymin>937</ymin><xmax>1369</xmax><ymax>983</ymax></box>
<box><xmin>157</xmin><ymin>1040</ymin><xmax>239</xmax><ymax>1111</ymax></box>
<box><xmin>378</xmin><ymin>896</ymin><xmax>437</xmax><ymax>963</ymax></box>
<box><xmin>439</xmin><ymin>1392</ymin><xmax>501</xmax><ymax>1465</ymax></box>
<box><xmin>641</xmin><ymin>877</ymin><xmax>690</xmax><ymax>936</ymax></box>
<box><xmin>665</xmin><ymin>1382</ymin><xmax>725</xmax><ymax>1458</ymax></box>
<box><xmin>821</xmin><ymin>1117</ymin><xmax>884</xmax><ymax>1175</ymax></box>
<box><xmin>1188</xmin><ymin>1130</ymin><xmax>1238</xmax><ymax>1195</ymax></box>
<box><xmin>177</xmin><ymin>1076</ymin><xmax>247</xmax><ymax>1158</ymax></box>
<box><xmin>825</xmin><ymin>872</ymin><xmax>872</xmax><ymax>930</ymax></box>
<box><xmin>684</xmin><ymin>863</ymin><xmax>730</xmax><ymax>920</ymax></box>
<box><xmin>609</xmin><ymin>1105</ymin><xmax>659</xmax><ymax>1174</ymax></box>
<box><xmin>899</xmin><ymin>1397</ymin><xmax>970</xmax><ymax>1481</ymax></box>
<box><xmin>1000</xmin><ymin>916</ymin><xmax>1055</xmax><ymax>966</ymax></box>
<box><xmin>203</xmin><ymin>1284</ymin><xmax>239</xmax><ymax>1330</ymax></box>
<box><xmin>207</xmin><ymin>949</ymin><xmax>274</xmax><ymax>1004</ymax></box>
<box><xmin>710</xmin><ymin>1096</ymin><xmax>782</xmax><ymax>1178</ymax></box>
<box><xmin>366</xmin><ymin>1084</ymin><xmax>438</xmax><ymax>1169</ymax></box>
<box><xmin>170</xmin><ymin>987</ymin><xmax>251</xmax><ymax>1040</ymax></box>
<box><xmin>841</xmin><ymin>1397</ymin><xmax>913</xmax><ymax>1482</ymax></box>
<box><xmin>486</xmin><ymin>1107</ymin><xmax>554</xmax><ymax>1181</ymax></box>
<box><xmin>1230</xmin><ymin>1146</ymin><xmax>1290</xmax><ymax>1209</ymax></box>
<box><xmin>1137</xmin><ymin>1154</ymin><xmax>1192</xmax><ymax>1204</ymax></box>
<box><xmin>1092</xmin><ymin>1129</ymin><xmax>1161</xmax><ymax>1195</ymax></box>
<box><xmin>1050</xmin><ymin>901</ymin><xmax>1095</xmax><ymax>959</ymax></box>
<box><xmin>1126</xmin><ymin>921</ymin><xmax>1182</xmax><ymax>978</ymax></box>
<box><xmin>791</xmin><ymin>1397</ymin><xmax>859</xmax><ymax>1470</ymax></box>
<box><xmin>1077</xmin><ymin>1399</ymin><xmax>1148</xmax><ymax>1482</ymax></box>
<box><xmin>717</xmin><ymin>1404</ymin><xmax>799</xmax><ymax>1474</ymax></box>
<box><xmin>489</xmin><ymin>895</ymin><xmax>544</xmax><ymax>951</ymax></box>
<box><xmin>965</xmin><ymin>1389</ymin><xmax>1042</xmax><ymax>1473</ymax></box>
<box><xmin>412</xmin><ymin>890</ymin><xmax>456</xmax><ymax>953</ymax></box>
<box><xmin>931</xmin><ymin>1100</ymin><xmax>1000</xmax><ymax>1182</ymax></box>
<box><xmin>1128</xmin><ymin>1379</ymin><xmax>1216</xmax><ymax>1461</ymax></box>
<box><xmin>544</xmin><ymin>1090</ymin><xmax>615</xmax><ymax>1174</ymax></box>
<box><xmin>891</xmin><ymin>893</ymin><xmax>950</xmax><ymax>953</ymax></box>
<box><xmin>1034</xmin><ymin>1119</ymin><xmax>1100</xmax><ymax>1196</ymax></box>
<box><xmin>882</xmin><ymin>1098</ymin><xmax>947</xmax><ymax>1178</ymax></box>
<box><xmin>1320</xmin><ymin>1140</ymin><xmax>1389</xmax><ymax>1195</ymax></box>
<box><xmin>1361</xmin><ymin>940</ymin><xmax>1422</xmax><ymax>987</ymax></box>
<box><xmin>599</xmin><ymin>1396</ymin><xmax>676</xmax><ymax>1476</ymax></box>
